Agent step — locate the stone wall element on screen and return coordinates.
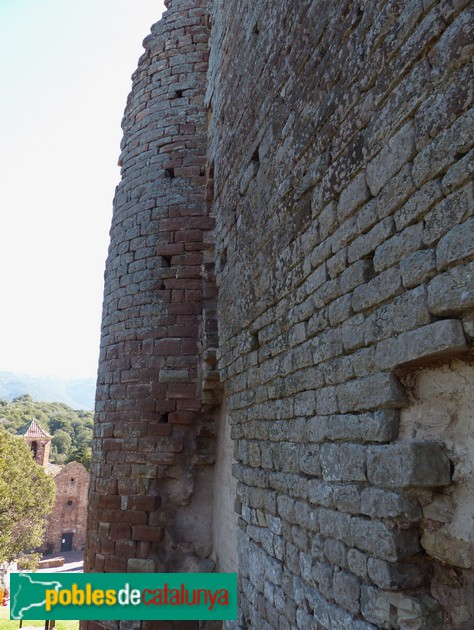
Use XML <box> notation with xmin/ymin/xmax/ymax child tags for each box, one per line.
<box><xmin>84</xmin><ymin>0</ymin><xmax>223</xmax><ymax>599</ymax></box>
<box><xmin>207</xmin><ymin>0</ymin><xmax>473</xmax><ymax>627</ymax></box>
<box><xmin>84</xmin><ymin>0</ymin><xmax>474</xmax><ymax>628</ymax></box>
<box><xmin>44</xmin><ymin>461</ymin><xmax>89</xmax><ymax>554</ymax></box>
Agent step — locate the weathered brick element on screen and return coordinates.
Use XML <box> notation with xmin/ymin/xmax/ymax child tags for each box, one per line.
<box><xmin>436</xmin><ymin>218</ymin><xmax>474</xmax><ymax>270</ymax></box>
<box><xmin>373</xmin><ymin>223</ymin><xmax>423</xmax><ymax>273</ymax></box>
<box><xmin>336</xmin><ymin>373</ymin><xmax>407</xmax><ymax>413</ymax></box>
<box><xmin>351</xmin><ymin>517</ymin><xmax>420</xmax><ymax>561</ymax></box>
<box><xmin>366</xmin><ymin>122</ymin><xmax>416</xmax><ymax>196</ymax></box>
<box><xmin>367</xmin><ymin>442</ymin><xmax>451</xmax><ymax>488</ymax></box>
<box><xmin>332</xmin><ymin>570</ymin><xmax>361</xmax><ymax>614</ymax></box>
<box><xmin>374</xmin><ymin>319</ymin><xmax>466</xmax><ymax>369</ymax></box>
<box><xmin>428</xmin><ymin>261</ymin><xmax>474</xmax><ymax>314</ymax></box>
<box><xmin>352</xmin><ymin>267</ymin><xmax>403</xmax><ymax>313</ymax></box>
<box><xmin>400</xmin><ymin>249</ymin><xmax>437</xmax><ymax>288</ymax></box>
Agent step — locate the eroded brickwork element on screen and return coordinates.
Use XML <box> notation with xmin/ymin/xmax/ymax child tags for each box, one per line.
<box><xmin>85</xmin><ymin>0</ymin><xmax>216</xmax><ymax>592</ymax></box>
<box><xmin>207</xmin><ymin>0</ymin><xmax>473</xmax><ymax>628</ymax></box>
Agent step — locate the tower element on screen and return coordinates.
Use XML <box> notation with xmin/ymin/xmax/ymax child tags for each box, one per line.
<box><xmin>17</xmin><ymin>419</ymin><xmax>52</xmax><ymax>469</ymax></box>
<box><xmin>84</xmin><ymin>0</ymin><xmax>220</xmax><ymax>584</ymax></box>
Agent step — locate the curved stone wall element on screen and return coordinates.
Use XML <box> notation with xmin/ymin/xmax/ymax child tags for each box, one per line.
<box><xmin>85</xmin><ymin>0</ymin><xmax>214</xmax><ymax>585</ymax></box>
<box><xmin>207</xmin><ymin>0</ymin><xmax>473</xmax><ymax>628</ymax></box>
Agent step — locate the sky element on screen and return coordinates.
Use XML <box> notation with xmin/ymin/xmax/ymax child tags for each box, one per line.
<box><xmin>0</xmin><ymin>0</ymin><xmax>165</xmax><ymax>378</ymax></box>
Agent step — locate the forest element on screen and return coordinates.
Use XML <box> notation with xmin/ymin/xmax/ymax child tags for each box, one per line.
<box><xmin>0</xmin><ymin>394</ymin><xmax>93</xmax><ymax>470</ymax></box>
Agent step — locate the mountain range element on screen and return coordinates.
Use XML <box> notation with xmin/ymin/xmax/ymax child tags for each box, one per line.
<box><xmin>0</xmin><ymin>372</ymin><xmax>95</xmax><ymax>410</ymax></box>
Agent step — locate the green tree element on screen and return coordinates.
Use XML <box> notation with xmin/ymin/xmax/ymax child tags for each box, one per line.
<box><xmin>0</xmin><ymin>427</ymin><xmax>55</xmax><ymax>567</ymax></box>
<box><xmin>52</xmin><ymin>428</ymin><xmax>72</xmax><ymax>454</ymax></box>
<box><xmin>66</xmin><ymin>445</ymin><xmax>92</xmax><ymax>472</ymax></box>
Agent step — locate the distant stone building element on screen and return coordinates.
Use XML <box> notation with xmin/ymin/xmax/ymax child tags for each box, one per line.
<box><xmin>19</xmin><ymin>420</ymin><xmax>89</xmax><ymax>554</ymax></box>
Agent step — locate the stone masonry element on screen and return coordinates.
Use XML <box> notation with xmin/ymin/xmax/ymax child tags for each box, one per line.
<box><xmin>84</xmin><ymin>0</ymin><xmax>218</xmax><ymax>591</ymax></box>
<box><xmin>44</xmin><ymin>461</ymin><xmax>90</xmax><ymax>554</ymax></box>
<box><xmin>85</xmin><ymin>0</ymin><xmax>474</xmax><ymax>629</ymax></box>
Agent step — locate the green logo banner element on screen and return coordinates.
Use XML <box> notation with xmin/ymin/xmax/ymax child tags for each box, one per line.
<box><xmin>10</xmin><ymin>573</ymin><xmax>238</xmax><ymax>620</ymax></box>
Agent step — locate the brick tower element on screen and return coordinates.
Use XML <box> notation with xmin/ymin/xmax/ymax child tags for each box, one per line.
<box><xmin>84</xmin><ymin>0</ymin><xmax>216</xmax><ymax>596</ymax></box>
<box><xmin>18</xmin><ymin>419</ymin><xmax>52</xmax><ymax>469</ymax></box>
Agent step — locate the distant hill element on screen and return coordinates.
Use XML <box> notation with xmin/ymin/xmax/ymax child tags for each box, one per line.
<box><xmin>0</xmin><ymin>372</ymin><xmax>95</xmax><ymax>410</ymax></box>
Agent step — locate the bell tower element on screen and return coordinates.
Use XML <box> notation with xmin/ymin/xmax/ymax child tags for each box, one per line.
<box><xmin>18</xmin><ymin>419</ymin><xmax>52</xmax><ymax>469</ymax></box>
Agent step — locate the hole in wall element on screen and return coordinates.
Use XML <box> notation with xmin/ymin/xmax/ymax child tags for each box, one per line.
<box><xmin>251</xmin><ymin>148</ymin><xmax>260</xmax><ymax>165</ymax></box>
<box><xmin>174</xmin><ymin>89</ymin><xmax>184</xmax><ymax>99</ymax></box>
<box><xmin>159</xmin><ymin>413</ymin><xmax>169</xmax><ymax>424</ymax></box>
<box><xmin>165</xmin><ymin>167</ymin><xmax>175</xmax><ymax>179</ymax></box>
<box><xmin>200</xmin><ymin>166</ymin><xmax>206</xmax><ymax>177</ymax></box>
<box><xmin>252</xmin><ymin>22</ymin><xmax>260</xmax><ymax>35</ymax></box>
<box><xmin>250</xmin><ymin>332</ymin><xmax>260</xmax><ymax>351</ymax></box>
<box><xmin>162</xmin><ymin>255</ymin><xmax>172</xmax><ymax>267</ymax></box>
<box><xmin>454</xmin><ymin>150</ymin><xmax>467</xmax><ymax>161</ymax></box>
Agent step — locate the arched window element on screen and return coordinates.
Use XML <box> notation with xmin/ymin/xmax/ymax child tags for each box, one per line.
<box><xmin>31</xmin><ymin>441</ymin><xmax>38</xmax><ymax>459</ymax></box>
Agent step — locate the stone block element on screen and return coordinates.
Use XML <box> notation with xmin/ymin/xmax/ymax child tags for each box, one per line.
<box><xmin>308</xmin><ymin>480</ymin><xmax>333</xmax><ymax>507</ymax></box>
<box><xmin>320</xmin><ymin>444</ymin><xmax>342</xmax><ymax>481</ymax></box>
<box><xmin>352</xmin><ymin>267</ymin><xmax>403</xmax><ymax>313</ymax></box>
<box><xmin>319</xmin><ymin>508</ymin><xmax>352</xmax><ymax>542</ymax></box>
<box><xmin>361</xmin><ymin>586</ymin><xmax>442</xmax><ymax>628</ymax></box>
<box><xmin>394</xmin><ymin>179</ymin><xmax>443</xmax><ymax>231</ymax></box>
<box><xmin>339</xmin><ymin>444</ymin><xmax>367</xmax><ymax>482</ymax></box>
<box><xmin>298</xmin><ymin>444</ymin><xmax>322</xmax><ymax>476</ymax></box>
<box><xmin>311</xmin><ymin>561</ymin><xmax>334</xmax><ymax>599</ymax></box>
<box><xmin>428</xmin><ymin>261</ymin><xmax>474</xmax><ymax>315</ymax></box>
<box><xmin>421</xmin><ymin>529</ymin><xmax>473</xmax><ymax>569</ymax></box>
<box><xmin>423</xmin><ymin>185</ymin><xmax>472</xmax><ymax>246</ymax></box>
<box><xmin>367</xmin><ymin>557</ymin><xmax>433</xmax><ymax>590</ymax></box>
<box><xmin>360</xmin><ymin>488</ymin><xmax>421</xmax><ymax>520</ymax></box>
<box><xmin>373</xmin><ymin>223</ymin><xmax>423</xmax><ymax>273</ymax></box>
<box><xmin>327</xmin><ymin>248</ymin><xmax>348</xmax><ymax>279</ymax></box>
<box><xmin>400</xmin><ymin>249</ymin><xmax>437</xmax><ymax>288</ymax></box>
<box><xmin>315</xmin><ymin>386</ymin><xmax>339</xmax><ymax>415</ymax></box>
<box><xmin>332</xmin><ymin>570</ymin><xmax>361</xmax><ymax>614</ymax></box>
<box><xmin>328</xmin><ymin>294</ymin><xmax>352</xmax><ymax>327</ymax></box>
<box><xmin>323</xmin><ymin>538</ymin><xmax>348</xmax><ymax>568</ymax></box>
<box><xmin>333</xmin><ymin>484</ymin><xmax>361</xmax><ymax>513</ymax></box>
<box><xmin>436</xmin><ymin>218</ymin><xmax>474</xmax><ymax>271</ymax></box>
<box><xmin>441</xmin><ymin>148</ymin><xmax>474</xmax><ymax>195</ymax></box>
<box><xmin>341</xmin><ymin>260</ymin><xmax>375</xmax><ymax>293</ymax></box>
<box><xmin>127</xmin><ymin>558</ymin><xmax>157</xmax><ymax>572</ymax></box>
<box><xmin>336</xmin><ymin>373</ymin><xmax>407</xmax><ymax>413</ymax></box>
<box><xmin>341</xmin><ymin>313</ymin><xmax>366</xmax><ymax>351</ymax></box>
<box><xmin>360</xmin><ymin>409</ymin><xmax>399</xmax><ymax>443</ymax></box>
<box><xmin>347</xmin><ymin>548</ymin><xmax>367</xmax><ymax>578</ymax></box>
<box><xmin>367</xmin><ymin>441</ymin><xmax>451</xmax><ymax>488</ymax></box>
<box><xmin>374</xmin><ymin>319</ymin><xmax>466</xmax><ymax>369</ymax></box>
<box><xmin>337</xmin><ymin>172</ymin><xmax>371</xmax><ymax>221</ymax></box>
<box><xmin>367</xmin><ymin>122</ymin><xmax>416</xmax><ymax>196</ymax></box>
<box><xmin>348</xmin><ymin>217</ymin><xmax>394</xmax><ymax>264</ymax></box>
<box><xmin>351</xmin><ymin>517</ymin><xmax>420</xmax><ymax>561</ymax></box>
<box><xmin>412</xmin><ymin>109</ymin><xmax>474</xmax><ymax>188</ymax></box>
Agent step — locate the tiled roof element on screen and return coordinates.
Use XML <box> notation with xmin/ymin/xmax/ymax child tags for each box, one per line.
<box><xmin>17</xmin><ymin>419</ymin><xmax>52</xmax><ymax>439</ymax></box>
